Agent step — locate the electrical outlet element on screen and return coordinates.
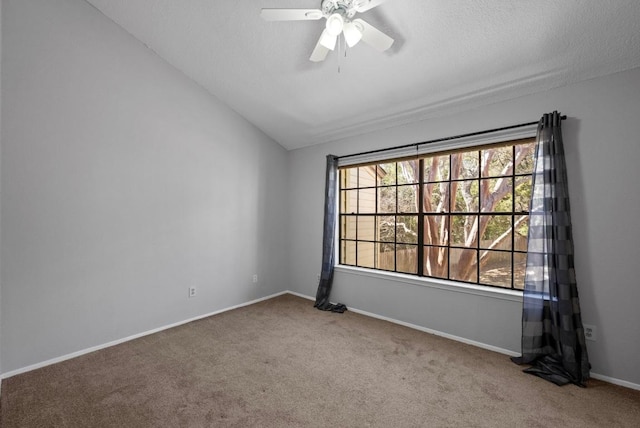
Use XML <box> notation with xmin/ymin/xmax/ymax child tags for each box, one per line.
<box><xmin>584</xmin><ymin>324</ymin><xmax>596</xmax><ymax>341</ymax></box>
<box><xmin>252</xmin><ymin>274</ymin><xmax>258</xmax><ymax>283</ymax></box>
<box><xmin>317</xmin><ymin>274</ymin><xmax>321</xmax><ymax>284</ymax></box>
<box><xmin>189</xmin><ymin>286</ymin><xmax>197</xmax><ymax>298</ymax></box>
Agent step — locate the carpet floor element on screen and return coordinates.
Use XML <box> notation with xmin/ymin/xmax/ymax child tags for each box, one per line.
<box><xmin>1</xmin><ymin>293</ymin><xmax>639</xmax><ymax>427</ymax></box>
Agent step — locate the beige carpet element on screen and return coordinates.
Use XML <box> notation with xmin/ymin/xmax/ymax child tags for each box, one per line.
<box><xmin>2</xmin><ymin>294</ymin><xmax>639</xmax><ymax>427</ymax></box>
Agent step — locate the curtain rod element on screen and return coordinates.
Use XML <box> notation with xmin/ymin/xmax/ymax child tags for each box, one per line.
<box><xmin>337</xmin><ymin>115</ymin><xmax>567</xmax><ymax>161</ymax></box>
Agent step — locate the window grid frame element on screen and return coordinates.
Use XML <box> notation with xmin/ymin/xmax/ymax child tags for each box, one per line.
<box><xmin>338</xmin><ymin>139</ymin><xmax>534</xmax><ymax>291</ymax></box>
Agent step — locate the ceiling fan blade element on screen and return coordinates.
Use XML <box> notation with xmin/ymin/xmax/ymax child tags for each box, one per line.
<box><xmin>353</xmin><ymin>0</ymin><xmax>388</xmax><ymax>13</ymax></box>
<box><xmin>260</xmin><ymin>8</ymin><xmax>323</xmax><ymax>21</ymax></box>
<box><xmin>310</xmin><ymin>33</ymin><xmax>331</xmax><ymax>62</ymax></box>
<box><xmin>353</xmin><ymin>19</ymin><xmax>394</xmax><ymax>52</ymax></box>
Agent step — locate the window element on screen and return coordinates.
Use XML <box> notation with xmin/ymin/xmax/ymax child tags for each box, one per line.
<box><xmin>338</xmin><ymin>138</ymin><xmax>536</xmax><ymax>290</ymax></box>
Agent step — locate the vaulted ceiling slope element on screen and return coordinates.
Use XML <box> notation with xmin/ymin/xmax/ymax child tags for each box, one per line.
<box><xmin>85</xmin><ymin>0</ymin><xmax>640</xmax><ymax>150</ymax></box>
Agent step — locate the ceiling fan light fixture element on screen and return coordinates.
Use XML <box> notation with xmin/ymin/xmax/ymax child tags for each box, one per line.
<box><xmin>325</xmin><ymin>13</ymin><xmax>344</xmax><ymax>37</ymax></box>
<box><xmin>343</xmin><ymin>21</ymin><xmax>363</xmax><ymax>47</ymax></box>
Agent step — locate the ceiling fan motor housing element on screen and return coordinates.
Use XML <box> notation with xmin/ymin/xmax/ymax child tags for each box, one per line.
<box><xmin>321</xmin><ymin>0</ymin><xmax>358</xmax><ymax>19</ymax></box>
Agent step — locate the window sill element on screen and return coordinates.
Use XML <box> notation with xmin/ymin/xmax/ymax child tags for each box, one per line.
<box><xmin>333</xmin><ymin>265</ymin><xmax>523</xmax><ymax>303</ymax></box>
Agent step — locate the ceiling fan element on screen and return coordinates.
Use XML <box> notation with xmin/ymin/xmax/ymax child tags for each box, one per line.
<box><xmin>261</xmin><ymin>0</ymin><xmax>394</xmax><ymax>62</ymax></box>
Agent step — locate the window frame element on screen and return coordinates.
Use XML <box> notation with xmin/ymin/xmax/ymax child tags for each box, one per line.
<box><xmin>336</xmin><ymin>135</ymin><xmax>537</xmax><ymax>293</ymax></box>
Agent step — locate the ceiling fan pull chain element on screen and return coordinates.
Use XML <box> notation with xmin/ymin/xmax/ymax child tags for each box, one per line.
<box><xmin>338</xmin><ymin>33</ymin><xmax>342</xmax><ymax>73</ymax></box>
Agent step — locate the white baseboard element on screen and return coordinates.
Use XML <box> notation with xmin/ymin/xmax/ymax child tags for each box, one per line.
<box><xmin>590</xmin><ymin>373</ymin><xmax>640</xmax><ymax>391</ymax></box>
<box><xmin>3</xmin><ymin>289</ymin><xmax>639</xmax><ymax>392</ymax></box>
<box><xmin>350</xmin><ymin>306</ymin><xmax>520</xmax><ymax>357</ymax></box>
<box><xmin>286</xmin><ymin>290</ymin><xmax>316</xmax><ymax>301</ymax></box>
<box><xmin>1</xmin><ymin>291</ymin><xmax>289</xmax><ymax>380</ymax></box>
<box><xmin>287</xmin><ymin>291</ymin><xmax>518</xmax><ymax>356</ymax></box>
<box><xmin>286</xmin><ymin>291</ymin><xmax>640</xmax><ymax>391</ymax></box>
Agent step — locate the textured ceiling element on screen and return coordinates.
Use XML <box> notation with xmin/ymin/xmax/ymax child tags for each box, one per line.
<box><xmin>85</xmin><ymin>0</ymin><xmax>640</xmax><ymax>150</ymax></box>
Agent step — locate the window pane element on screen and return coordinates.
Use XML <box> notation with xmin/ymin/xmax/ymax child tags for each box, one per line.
<box><xmin>341</xmin><ymin>240</ymin><xmax>356</xmax><ymax>265</ymax></box>
<box><xmin>341</xmin><ymin>190</ymin><xmax>357</xmax><ymax>213</ymax></box>
<box><xmin>480</xmin><ymin>178</ymin><xmax>513</xmax><ymax>212</ymax></box>
<box><xmin>514</xmin><ymin>215</ymin><xmax>529</xmax><ymax>251</ymax></box>
<box><xmin>397</xmin><ymin>215</ymin><xmax>418</xmax><ymax>244</ymax></box>
<box><xmin>451</xmin><ymin>152</ymin><xmax>479</xmax><ymax>180</ymax></box>
<box><xmin>514</xmin><ymin>252</ymin><xmax>527</xmax><ymax>290</ymax></box>
<box><xmin>479</xmin><ymin>250</ymin><xmax>512</xmax><ymax>288</ymax></box>
<box><xmin>378</xmin><ymin>163</ymin><xmax>396</xmax><ymax>185</ymax></box>
<box><xmin>357</xmin><ymin>242</ymin><xmax>376</xmax><ymax>268</ymax></box>
<box><xmin>358</xmin><ymin>166</ymin><xmax>378</xmax><ymax>188</ymax></box>
<box><xmin>514</xmin><ymin>179</ymin><xmax>532</xmax><ymax>212</ymax></box>
<box><xmin>340</xmin><ymin>167</ymin><xmax>358</xmax><ymax>189</ymax></box>
<box><xmin>341</xmin><ymin>215</ymin><xmax>357</xmax><ymax>240</ymax></box>
<box><xmin>397</xmin><ymin>160</ymin><xmax>419</xmax><ymax>184</ymax></box>
<box><xmin>377</xmin><ymin>216</ymin><xmax>395</xmax><ymax>243</ymax></box>
<box><xmin>451</xmin><ymin>180</ymin><xmax>478</xmax><ymax>212</ymax></box>
<box><xmin>424</xmin><ymin>246</ymin><xmax>448</xmax><ymax>279</ymax></box>
<box><xmin>481</xmin><ymin>146</ymin><xmax>513</xmax><ymax>178</ymax></box>
<box><xmin>423</xmin><ymin>182</ymin><xmax>447</xmax><ymax>213</ymax></box>
<box><xmin>450</xmin><ymin>248</ymin><xmax>477</xmax><ymax>282</ymax></box>
<box><xmin>398</xmin><ymin>185</ymin><xmax>418</xmax><ymax>213</ymax></box>
<box><xmin>515</xmin><ymin>142</ymin><xmax>536</xmax><ymax>175</ymax></box>
<box><xmin>378</xmin><ymin>186</ymin><xmax>396</xmax><ymax>213</ymax></box>
<box><xmin>358</xmin><ymin>188</ymin><xmax>376</xmax><ymax>213</ymax></box>
<box><xmin>424</xmin><ymin>215</ymin><xmax>448</xmax><ymax>246</ymax></box>
<box><xmin>451</xmin><ymin>215</ymin><xmax>477</xmax><ymax>247</ymax></box>
<box><xmin>396</xmin><ymin>244</ymin><xmax>418</xmax><ymax>274</ymax></box>
<box><xmin>424</xmin><ymin>155</ymin><xmax>450</xmax><ymax>182</ymax></box>
<box><xmin>357</xmin><ymin>216</ymin><xmax>375</xmax><ymax>241</ymax></box>
<box><xmin>377</xmin><ymin>242</ymin><xmax>395</xmax><ymax>271</ymax></box>
<box><xmin>480</xmin><ymin>215</ymin><xmax>512</xmax><ymax>250</ymax></box>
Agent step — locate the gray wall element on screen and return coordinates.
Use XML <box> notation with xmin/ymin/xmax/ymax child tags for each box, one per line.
<box><xmin>288</xmin><ymin>68</ymin><xmax>640</xmax><ymax>386</ymax></box>
<box><xmin>0</xmin><ymin>0</ymin><xmax>289</xmax><ymax>373</ymax></box>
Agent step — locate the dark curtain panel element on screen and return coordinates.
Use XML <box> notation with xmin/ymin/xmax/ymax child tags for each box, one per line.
<box><xmin>315</xmin><ymin>155</ymin><xmax>347</xmax><ymax>313</ymax></box>
<box><xmin>512</xmin><ymin>111</ymin><xmax>590</xmax><ymax>386</ymax></box>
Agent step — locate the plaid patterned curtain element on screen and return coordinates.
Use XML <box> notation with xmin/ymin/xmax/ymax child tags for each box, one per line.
<box><xmin>512</xmin><ymin>112</ymin><xmax>590</xmax><ymax>386</ymax></box>
<box><xmin>315</xmin><ymin>155</ymin><xmax>346</xmax><ymax>313</ymax></box>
